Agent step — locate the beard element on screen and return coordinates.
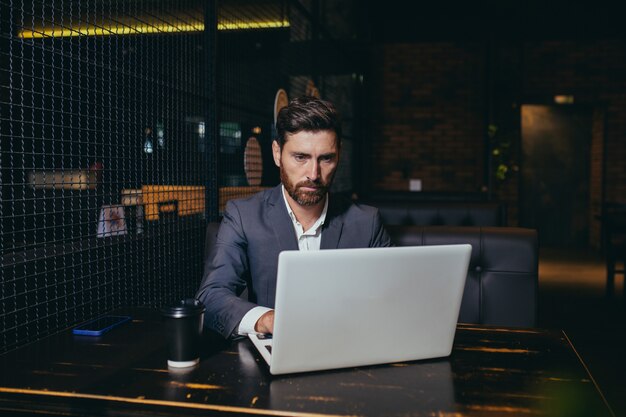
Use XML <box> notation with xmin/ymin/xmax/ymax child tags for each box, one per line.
<box><xmin>280</xmin><ymin>166</ymin><xmax>332</xmax><ymax>206</ymax></box>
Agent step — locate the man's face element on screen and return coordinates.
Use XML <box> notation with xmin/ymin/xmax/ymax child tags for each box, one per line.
<box><xmin>272</xmin><ymin>130</ymin><xmax>339</xmax><ymax>207</ymax></box>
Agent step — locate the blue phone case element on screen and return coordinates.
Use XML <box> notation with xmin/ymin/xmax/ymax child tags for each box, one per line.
<box><xmin>72</xmin><ymin>315</ymin><xmax>131</xmax><ymax>336</ymax></box>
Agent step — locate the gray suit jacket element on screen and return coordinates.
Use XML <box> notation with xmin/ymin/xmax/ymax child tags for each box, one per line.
<box><xmin>196</xmin><ymin>185</ymin><xmax>392</xmax><ymax>338</ymax></box>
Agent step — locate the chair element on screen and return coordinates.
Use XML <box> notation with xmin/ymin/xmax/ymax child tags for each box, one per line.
<box><xmin>601</xmin><ymin>203</ymin><xmax>626</xmax><ymax>298</ymax></box>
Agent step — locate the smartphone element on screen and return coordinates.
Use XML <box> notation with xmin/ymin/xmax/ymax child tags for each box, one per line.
<box><xmin>72</xmin><ymin>315</ymin><xmax>131</xmax><ymax>336</ymax></box>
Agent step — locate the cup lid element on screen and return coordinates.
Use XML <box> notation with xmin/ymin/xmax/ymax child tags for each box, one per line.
<box><xmin>161</xmin><ymin>298</ymin><xmax>205</xmax><ymax>318</ymax></box>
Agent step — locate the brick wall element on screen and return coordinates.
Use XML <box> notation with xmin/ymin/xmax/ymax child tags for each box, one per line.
<box><xmin>368</xmin><ymin>42</ymin><xmax>486</xmax><ymax>192</ymax></box>
<box><xmin>367</xmin><ymin>39</ymin><xmax>626</xmax><ymax>246</ymax></box>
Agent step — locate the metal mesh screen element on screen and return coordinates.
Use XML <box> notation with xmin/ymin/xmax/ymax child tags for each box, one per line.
<box><xmin>1</xmin><ymin>0</ymin><xmax>357</xmax><ymax>353</ymax></box>
<box><xmin>0</xmin><ymin>0</ymin><xmax>212</xmax><ymax>353</ymax></box>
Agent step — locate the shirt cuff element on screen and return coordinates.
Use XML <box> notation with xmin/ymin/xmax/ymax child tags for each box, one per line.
<box><xmin>238</xmin><ymin>306</ymin><xmax>273</xmax><ymax>335</ymax></box>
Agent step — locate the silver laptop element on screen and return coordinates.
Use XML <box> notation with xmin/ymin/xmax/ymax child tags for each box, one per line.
<box><xmin>248</xmin><ymin>244</ymin><xmax>472</xmax><ymax>375</ymax></box>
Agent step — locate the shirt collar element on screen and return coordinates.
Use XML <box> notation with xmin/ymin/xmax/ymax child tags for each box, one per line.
<box><xmin>281</xmin><ymin>184</ymin><xmax>328</xmax><ymax>233</ymax></box>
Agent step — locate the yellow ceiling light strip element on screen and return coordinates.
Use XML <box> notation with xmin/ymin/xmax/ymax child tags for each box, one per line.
<box><xmin>217</xmin><ymin>20</ymin><xmax>290</xmax><ymax>30</ymax></box>
<box><xmin>18</xmin><ymin>20</ymin><xmax>289</xmax><ymax>38</ymax></box>
<box><xmin>19</xmin><ymin>23</ymin><xmax>202</xmax><ymax>38</ymax></box>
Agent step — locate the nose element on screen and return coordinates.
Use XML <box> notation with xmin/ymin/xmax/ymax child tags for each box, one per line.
<box><xmin>307</xmin><ymin>160</ymin><xmax>320</xmax><ymax>181</ymax></box>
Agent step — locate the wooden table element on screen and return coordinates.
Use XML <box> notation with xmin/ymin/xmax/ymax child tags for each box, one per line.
<box><xmin>0</xmin><ymin>308</ymin><xmax>615</xmax><ymax>417</ymax></box>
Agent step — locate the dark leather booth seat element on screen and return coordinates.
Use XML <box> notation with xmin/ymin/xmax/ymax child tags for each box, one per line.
<box><xmin>360</xmin><ymin>199</ymin><xmax>507</xmax><ymax>227</ymax></box>
<box><xmin>388</xmin><ymin>225</ymin><xmax>538</xmax><ymax>328</ymax></box>
<box><xmin>204</xmin><ymin>222</ymin><xmax>538</xmax><ymax>328</ymax></box>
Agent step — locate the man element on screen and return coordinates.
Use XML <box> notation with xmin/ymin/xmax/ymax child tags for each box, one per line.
<box><xmin>196</xmin><ymin>96</ymin><xmax>391</xmax><ymax>339</ymax></box>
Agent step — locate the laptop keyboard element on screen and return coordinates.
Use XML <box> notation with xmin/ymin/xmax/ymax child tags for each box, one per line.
<box><xmin>251</xmin><ymin>333</ymin><xmax>272</xmax><ymax>354</ymax></box>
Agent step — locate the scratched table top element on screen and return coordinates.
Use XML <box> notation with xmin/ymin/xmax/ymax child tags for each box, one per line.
<box><xmin>0</xmin><ymin>308</ymin><xmax>615</xmax><ymax>417</ymax></box>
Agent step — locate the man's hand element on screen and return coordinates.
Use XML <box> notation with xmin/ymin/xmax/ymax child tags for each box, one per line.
<box><xmin>254</xmin><ymin>310</ymin><xmax>274</xmax><ymax>334</ymax></box>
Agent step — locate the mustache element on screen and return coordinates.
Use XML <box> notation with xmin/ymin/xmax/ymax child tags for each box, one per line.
<box><xmin>296</xmin><ymin>179</ymin><xmax>324</xmax><ymax>189</ymax></box>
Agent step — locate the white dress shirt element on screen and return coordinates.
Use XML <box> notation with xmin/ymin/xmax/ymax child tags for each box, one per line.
<box><xmin>237</xmin><ymin>185</ymin><xmax>329</xmax><ymax>335</ymax></box>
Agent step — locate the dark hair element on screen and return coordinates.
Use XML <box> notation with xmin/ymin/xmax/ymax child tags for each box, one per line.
<box><xmin>275</xmin><ymin>96</ymin><xmax>342</xmax><ymax>149</ymax></box>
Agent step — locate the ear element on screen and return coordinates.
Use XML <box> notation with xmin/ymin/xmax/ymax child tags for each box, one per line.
<box><xmin>272</xmin><ymin>140</ymin><xmax>281</xmax><ymax>167</ymax></box>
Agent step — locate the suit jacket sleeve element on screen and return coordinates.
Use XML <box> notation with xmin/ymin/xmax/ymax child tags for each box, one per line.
<box><xmin>196</xmin><ymin>201</ymin><xmax>258</xmax><ymax>338</ymax></box>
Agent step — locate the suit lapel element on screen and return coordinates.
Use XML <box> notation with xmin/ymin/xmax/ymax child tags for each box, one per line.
<box><xmin>267</xmin><ymin>185</ymin><xmax>299</xmax><ymax>251</ymax></box>
<box><xmin>320</xmin><ymin>196</ymin><xmax>344</xmax><ymax>249</ymax></box>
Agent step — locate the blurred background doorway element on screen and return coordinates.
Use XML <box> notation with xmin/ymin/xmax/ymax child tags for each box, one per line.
<box><xmin>520</xmin><ymin>104</ymin><xmax>593</xmax><ymax>248</ymax></box>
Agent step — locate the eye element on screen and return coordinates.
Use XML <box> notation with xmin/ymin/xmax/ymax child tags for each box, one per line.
<box><xmin>320</xmin><ymin>154</ymin><xmax>336</xmax><ymax>163</ymax></box>
<box><xmin>293</xmin><ymin>154</ymin><xmax>307</xmax><ymax>162</ymax></box>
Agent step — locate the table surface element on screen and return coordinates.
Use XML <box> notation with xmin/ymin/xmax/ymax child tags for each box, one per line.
<box><xmin>0</xmin><ymin>308</ymin><xmax>615</xmax><ymax>417</ymax></box>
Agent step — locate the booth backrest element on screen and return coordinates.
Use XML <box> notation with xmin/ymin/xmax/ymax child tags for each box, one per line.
<box><xmin>361</xmin><ymin>200</ymin><xmax>507</xmax><ymax>227</ymax></box>
<box><xmin>387</xmin><ymin>225</ymin><xmax>538</xmax><ymax>327</ymax></box>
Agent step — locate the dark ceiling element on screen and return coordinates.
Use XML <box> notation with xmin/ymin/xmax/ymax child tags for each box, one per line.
<box><xmin>367</xmin><ymin>0</ymin><xmax>626</xmax><ymax>42</ymax></box>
